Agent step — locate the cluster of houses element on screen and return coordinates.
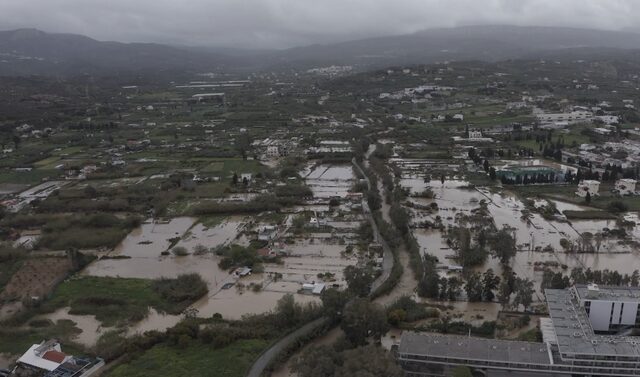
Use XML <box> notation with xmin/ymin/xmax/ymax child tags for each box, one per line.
<box><xmin>576</xmin><ymin>178</ymin><xmax>638</xmax><ymax>197</ymax></box>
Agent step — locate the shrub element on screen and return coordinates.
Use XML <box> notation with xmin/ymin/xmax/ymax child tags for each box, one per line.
<box><xmin>172</xmin><ymin>246</ymin><xmax>189</xmax><ymax>256</ymax></box>
<box><xmin>152</xmin><ymin>273</ymin><xmax>208</xmax><ymax>304</ymax></box>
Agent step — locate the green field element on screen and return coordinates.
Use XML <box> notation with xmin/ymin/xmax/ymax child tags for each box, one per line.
<box><xmin>106</xmin><ymin>339</ymin><xmax>269</xmax><ymax>377</ymax></box>
<box><xmin>0</xmin><ymin>169</ymin><xmax>59</xmax><ymax>184</ymax></box>
<box><xmin>46</xmin><ymin>276</ymin><xmax>176</xmax><ymax>326</ymax></box>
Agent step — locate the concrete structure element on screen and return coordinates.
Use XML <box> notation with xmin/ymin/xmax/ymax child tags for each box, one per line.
<box><xmin>576</xmin><ymin>180</ymin><xmax>600</xmax><ymax>198</ymax></box>
<box><xmin>266</xmin><ymin>145</ymin><xmax>280</xmax><ymax>158</ymax></box>
<box><xmin>616</xmin><ymin>179</ymin><xmax>637</xmax><ymax>196</ymax></box>
<box><xmin>397</xmin><ymin>285</ymin><xmax>640</xmax><ymax>376</ymax></box>
<box><xmin>258</xmin><ymin>225</ymin><xmax>277</xmax><ymax>241</ymax></box>
<box><xmin>468</xmin><ymin>130</ymin><xmax>483</xmax><ymax>139</ymax></box>
<box><xmin>536</xmin><ymin>111</ymin><xmax>593</xmax><ymax>124</ymax></box>
<box><xmin>576</xmin><ymin>283</ymin><xmax>640</xmax><ymax>332</ymax></box>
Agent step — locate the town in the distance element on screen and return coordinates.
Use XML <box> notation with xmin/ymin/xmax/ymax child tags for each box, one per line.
<box><xmin>3</xmin><ymin>26</ymin><xmax>640</xmax><ymax>377</ymax></box>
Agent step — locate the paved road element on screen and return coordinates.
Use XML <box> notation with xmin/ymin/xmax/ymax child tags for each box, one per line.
<box><xmin>352</xmin><ymin>158</ymin><xmax>394</xmax><ymax>295</ymax></box>
<box><xmin>245</xmin><ymin>317</ymin><xmax>330</xmax><ymax>377</ymax></box>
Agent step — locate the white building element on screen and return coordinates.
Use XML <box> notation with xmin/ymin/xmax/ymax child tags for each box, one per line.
<box><xmin>616</xmin><ymin>179</ymin><xmax>637</xmax><ymax>196</ymax></box>
<box><xmin>266</xmin><ymin>145</ymin><xmax>279</xmax><ymax>158</ymax></box>
<box><xmin>576</xmin><ymin>180</ymin><xmax>600</xmax><ymax>197</ymax></box>
<box><xmin>578</xmin><ymin>284</ymin><xmax>640</xmax><ymax>332</ymax></box>
<box><xmin>596</xmin><ymin>115</ymin><xmax>619</xmax><ymax>124</ymax></box>
<box><xmin>468</xmin><ymin>130</ymin><xmax>483</xmax><ymax>139</ymax></box>
<box><xmin>536</xmin><ymin>111</ymin><xmax>593</xmax><ymax>124</ymax></box>
<box><xmin>452</xmin><ymin>114</ymin><xmax>464</xmax><ymax>121</ymax></box>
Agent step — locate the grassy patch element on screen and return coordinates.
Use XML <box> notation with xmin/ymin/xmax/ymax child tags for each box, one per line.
<box><xmin>33</xmin><ymin>156</ymin><xmax>61</xmax><ymax>169</ymax></box>
<box><xmin>106</xmin><ymin>339</ymin><xmax>268</xmax><ymax>377</ymax></box>
<box><xmin>35</xmin><ymin>214</ymin><xmax>140</xmax><ymax>250</ymax></box>
<box><xmin>199</xmin><ymin>215</ymin><xmax>226</xmax><ymax>228</ymax></box>
<box><xmin>0</xmin><ymin>320</ymin><xmax>85</xmax><ymax>355</ymax></box>
<box><xmin>564</xmin><ymin>210</ymin><xmax>617</xmax><ymax>220</ymax></box>
<box><xmin>0</xmin><ymin>169</ymin><xmax>59</xmax><ymax>184</ymax></box>
<box><xmin>45</xmin><ymin>275</ymin><xmax>206</xmax><ymax>327</ymax></box>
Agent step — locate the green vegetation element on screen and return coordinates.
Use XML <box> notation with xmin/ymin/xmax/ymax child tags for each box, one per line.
<box><xmin>563</xmin><ymin>210</ymin><xmax>617</xmax><ymax>220</ymax></box>
<box><xmin>107</xmin><ymin>339</ymin><xmax>268</xmax><ymax>377</ymax></box>
<box><xmin>46</xmin><ymin>275</ymin><xmax>207</xmax><ymax>326</ymax></box>
<box><xmin>35</xmin><ymin>214</ymin><xmax>141</xmax><ymax>250</ymax></box>
<box><xmin>0</xmin><ymin>319</ymin><xmax>85</xmax><ymax>356</ymax></box>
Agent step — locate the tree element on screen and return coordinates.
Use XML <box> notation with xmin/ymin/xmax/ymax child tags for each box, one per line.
<box><xmin>293</xmin><ymin>345</ymin><xmax>402</xmax><ymax>377</ymax></box>
<box><xmin>320</xmin><ymin>288</ymin><xmax>349</xmax><ymax>319</ymax></box>
<box><xmin>292</xmin><ymin>345</ymin><xmax>340</xmax><ymax>377</ymax></box>
<box><xmin>514</xmin><ymin>278</ymin><xmax>534</xmax><ymax>311</ymax></box>
<box><xmin>336</xmin><ymin>345</ymin><xmax>403</xmax><ymax>377</ymax></box>
<box><xmin>489</xmin><ymin>167</ymin><xmax>496</xmax><ymax>180</ymax></box>
<box><xmin>447</xmin><ymin>276</ymin><xmax>462</xmax><ymax>300</ymax></box>
<box><xmin>465</xmin><ymin>272</ymin><xmax>483</xmax><ymax>302</ymax></box>
<box><xmin>341</xmin><ymin>298</ymin><xmax>389</xmax><ymax>346</ymax></box>
<box><xmin>274</xmin><ymin>293</ymin><xmax>297</xmax><ymax>328</ymax></box>
<box><xmin>491</xmin><ymin>228</ymin><xmax>516</xmax><ymax>265</ymax></box>
<box><xmin>83</xmin><ymin>185</ymin><xmax>98</xmax><ymax>198</ymax></box>
<box><xmin>344</xmin><ymin>265</ymin><xmax>374</xmax><ymax>297</ymax></box>
<box><xmin>482</xmin><ymin>269</ymin><xmax>500</xmax><ymax>302</ymax></box>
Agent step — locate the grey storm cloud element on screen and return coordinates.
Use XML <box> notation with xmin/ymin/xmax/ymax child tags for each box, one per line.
<box><xmin>1</xmin><ymin>0</ymin><xmax>640</xmax><ymax>48</ymax></box>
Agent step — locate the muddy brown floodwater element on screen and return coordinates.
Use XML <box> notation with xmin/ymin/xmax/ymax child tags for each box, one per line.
<box><xmin>304</xmin><ymin>164</ymin><xmax>355</xmax><ymax>199</ymax></box>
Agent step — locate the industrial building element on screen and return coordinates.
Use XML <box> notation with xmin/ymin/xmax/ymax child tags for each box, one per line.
<box><xmin>397</xmin><ymin>284</ymin><xmax>640</xmax><ymax>376</ymax></box>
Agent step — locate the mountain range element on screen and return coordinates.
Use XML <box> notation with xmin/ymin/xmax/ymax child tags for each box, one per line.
<box><xmin>2</xmin><ymin>25</ymin><xmax>640</xmax><ymax>76</ymax></box>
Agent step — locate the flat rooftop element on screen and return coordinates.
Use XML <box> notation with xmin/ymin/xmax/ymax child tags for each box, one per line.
<box><xmin>398</xmin><ymin>332</ymin><xmax>551</xmax><ymax>365</ymax></box>
<box><xmin>574</xmin><ymin>284</ymin><xmax>640</xmax><ymax>302</ymax></box>
<box><xmin>546</xmin><ymin>287</ymin><xmax>640</xmax><ymax>357</ymax></box>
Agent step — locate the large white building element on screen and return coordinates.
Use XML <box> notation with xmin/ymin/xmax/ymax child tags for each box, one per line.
<box><xmin>579</xmin><ymin>284</ymin><xmax>640</xmax><ymax>332</ymax></box>
<box><xmin>616</xmin><ymin>179</ymin><xmax>637</xmax><ymax>196</ymax></box>
<box><xmin>397</xmin><ymin>285</ymin><xmax>640</xmax><ymax>376</ymax></box>
<box><xmin>536</xmin><ymin>111</ymin><xmax>593</xmax><ymax>124</ymax></box>
<box><xmin>576</xmin><ymin>179</ymin><xmax>600</xmax><ymax>198</ymax></box>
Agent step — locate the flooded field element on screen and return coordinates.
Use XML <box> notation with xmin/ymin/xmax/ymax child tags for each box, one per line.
<box><xmin>30</xmin><ymin>307</ymin><xmax>103</xmax><ymax>347</ymax></box>
<box><xmin>304</xmin><ymin>164</ymin><xmax>355</xmax><ymax>199</ymax></box>
<box><xmin>190</xmin><ymin>281</ymin><xmax>320</xmax><ymax>319</ymax></box>
<box><xmin>175</xmin><ymin>216</ymin><xmax>245</xmax><ymax>252</ymax></box>
<box><xmin>397</xmin><ymin>158</ymin><xmax>640</xmax><ymax>309</ymax></box>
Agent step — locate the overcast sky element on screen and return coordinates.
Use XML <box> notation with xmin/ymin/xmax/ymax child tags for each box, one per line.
<box><xmin>1</xmin><ymin>0</ymin><xmax>640</xmax><ymax>49</ymax></box>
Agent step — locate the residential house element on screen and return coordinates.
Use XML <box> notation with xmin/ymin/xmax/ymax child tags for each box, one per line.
<box><xmin>615</xmin><ymin>179</ymin><xmax>637</xmax><ymax>196</ymax></box>
<box><xmin>576</xmin><ymin>180</ymin><xmax>600</xmax><ymax>197</ymax></box>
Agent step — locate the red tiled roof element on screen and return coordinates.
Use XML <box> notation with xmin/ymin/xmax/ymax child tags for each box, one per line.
<box><xmin>42</xmin><ymin>350</ymin><xmax>66</xmax><ymax>363</ymax></box>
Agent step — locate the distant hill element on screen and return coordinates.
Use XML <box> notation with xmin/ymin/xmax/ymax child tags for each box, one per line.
<box><xmin>0</xmin><ymin>28</ymin><xmax>229</xmax><ymax>76</ymax></box>
<box><xmin>266</xmin><ymin>25</ymin><xmax>640</xmax><ymax>69</ymax></box>
<box><xmin>2</xmin><ymin>26</ymin><xmax>640</xmax><ymax>76</ymax></box>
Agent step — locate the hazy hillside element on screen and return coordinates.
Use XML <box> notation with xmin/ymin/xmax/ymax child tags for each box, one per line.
<box><xmin>267</xmin><ymin>25</ymin><xmax>640</xmax><ymax>69</ymax></box>
<box><xmin>2</xmin><ymin>26</ymin><xmax>640</xmax><ymax>76</ymax></box>
<box><xmin>0</xmin><ymin>28</ymin><xmax>228</xmax><ymax>76</ymax></box>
